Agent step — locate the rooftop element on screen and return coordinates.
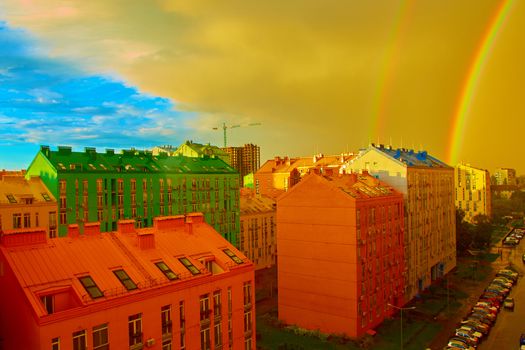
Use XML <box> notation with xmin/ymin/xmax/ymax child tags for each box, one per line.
<box><xmin>370</xmin><ymin>144</ymin><xmax>450</xmax><ymax>168</ymax></box>
<box><xmin>257</xmin><ymin>153</ymin><xmax>355</xmax><ymax>174</ymax></box>
<box><xmin>240</xmin><ymin>188</ymin><xmax>275</xmax><ymax>215</ymax></box>
<box><xmin>323</xmin><ymin>172</ymin><xmax>400</xmax><ymax>199</ymax></box>
<box><xmin>0</xmin><ymin>175</ymin><xmax>55</xmax><ymax>205</ymax></box>
<box><xmin>0</xmin><ymin>213</ymin><xmax>251</xmax><ymax>318</ymax></box>
<box><xmin>36</xmin><ymin>145</ymin><xmax>237</xmax><ymax>174</ymax></box>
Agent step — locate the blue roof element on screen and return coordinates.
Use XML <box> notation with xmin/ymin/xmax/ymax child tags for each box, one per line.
<box><xmin>372</xmin><ymin>145</ymin><xmax>450</xmax><ymax>168</ymax></box>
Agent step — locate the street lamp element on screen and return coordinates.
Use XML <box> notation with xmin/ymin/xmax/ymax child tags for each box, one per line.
<box><xmin>388</xmin><ymin>303</ymin><xmax>416</xmax><ymax>350</ymax></box>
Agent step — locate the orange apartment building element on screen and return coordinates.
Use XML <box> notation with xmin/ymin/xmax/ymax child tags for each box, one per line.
<box><xmin>0</xmin><ymin>174</ymin><xmax>57</xmax><ymax>238</ymax></box>
<box><xmin>0</xmin><ymin>213</ymin><xmax>255</xmax><ymax>350</ymax></box>
<box><xmin>239</xmin><ymin>188</ymin><xmax>276</xmax><ymax>270</ymax></box>
<box><xmin>277</xmin><ymin>172</ymin><xmax>405</xmax><ymax>338</ymax></box>
<box><xmin>255</xmin><ymin>153</ymin><xmax>355</xmax><ymax>199</ymax></box>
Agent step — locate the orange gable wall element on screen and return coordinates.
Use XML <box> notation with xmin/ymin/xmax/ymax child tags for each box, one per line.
<box><xmin>277</xmin><ymin>174</ymin><xmax>404</xmax><ymax>338</ymax></box>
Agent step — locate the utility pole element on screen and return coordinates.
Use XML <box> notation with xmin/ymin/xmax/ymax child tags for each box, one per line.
<box><xmin>212</xmin><ymin>122</ymin><xmax>261</xmax><ymax>147</ymax></box>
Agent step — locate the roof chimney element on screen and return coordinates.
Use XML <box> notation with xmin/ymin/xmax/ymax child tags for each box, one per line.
<box><xmin>67</xmin><ymin>224</ymin><xmax>80</xmax><ymax>238</ymax></box>
<box><xmin>186</xmin><ymin>212</ymin><xmax>204</xmax><ymax>224</ymax></box>
<box><xmin>117</xmin><ymin>220</ymin><xmax>136</xmax><ymax>234</ymax></box>
<box><xmin>84</xmin><ymin>222</ymin><xmax>100</xmax><ymax>236</ymax></box>
<box><xmin>1</xmin><ymin>228</ymin><xmax>47</xmax><ymax>247</ymax></box>
<box><xmin>137</xmin><ymin>232</ymin><xmax>155</xmax><ymax>250</ymax></box>
<box><xmin>185</xmin><ymin>217</ymin><xmax>193</xmax><ymax>235</ymax></box>
<box><xmin>153</xmin><ymin>215</ymin><xmax>185</xmax><ymax>230</ymax></box>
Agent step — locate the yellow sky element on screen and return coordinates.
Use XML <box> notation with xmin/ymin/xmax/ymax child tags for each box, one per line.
<box><xmin>3</xmin><ymin>0</ymin><xmax>525</xmax><ymax>172</ymax></box>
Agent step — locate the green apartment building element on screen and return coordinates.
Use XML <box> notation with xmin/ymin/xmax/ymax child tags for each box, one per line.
<box><xmin>26</xmin><ymin>146</ymin><xmax>241</xmax><ymax>245</ymax></box>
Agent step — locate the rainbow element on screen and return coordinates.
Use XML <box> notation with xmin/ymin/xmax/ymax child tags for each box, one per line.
<box><xmin>447</xmin><ymin>0</ymin><xmax>515</xmax><ymax>164</ymax></box>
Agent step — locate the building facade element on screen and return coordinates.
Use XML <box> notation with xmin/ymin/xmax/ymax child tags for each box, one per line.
<box><xmin>344</xmin><ymin>145</ymin><xmax>456</xmax><ymax>301</ymax></box>
<box><xmin>277</xmin><ymin>172</ymin><xmax>405</xmax><ymax>337</ymax></box>
<box><xmin>173</xmin><ymin>141</ymin><xmax>231</xmax><ymax>164</ymax></box>
<box><xmin>255</xmin><ymin>154</ymin><xmax>354</xmax><ymax>199</ymax></box>
<box><xmin>222</xmin><ymin>144</ymin><xmax>261</xmax><ymax>185</ymax></box>
<box><xmin>0</xmin><ymin>174</ymin><xmax>57</xmax><ymax>238</ymax></box>
<box><xmin>0</xmin><ymin>213</ymin><xmax>255</xmax><ymax>350</ymax></box>
<box><xmin>25</xmin><ymin>146</ymin><xmax>241</xmax><ymax>245</ymax></box>
<box><xmin>239</xmin><ymin>188</ymin><xmax>276</xmax><ymax>270</ymax></box>
<box><xmin>455</xmin><ymin>163</ymin><xmax>492</xmax><ymax>223</ymax></box>
<box><xmin>493</xmin><ymin>167</ymin><xmax>517</xmax><ymax>186</ymax></box>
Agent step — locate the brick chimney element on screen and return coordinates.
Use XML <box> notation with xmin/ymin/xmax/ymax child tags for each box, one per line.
<box><xmin>84</xmin><ymin>222</ymin><xmax>100</xmax><ymax>236</ymax></box>
<box><xmin>153</xmin><ymin>215</ymin><xmax>185</xmax><ymax>230</ymax></box>
<box><xmin>0</xmin><ymin>228</ymin><xmax>47</xmax><ymax>247</ymax></box>
<box><xmin>67</xmin><ymin>224</ymin><xmax>80</xmax><ymax>238</ymax></box>
<box><xmin>185</xmin><ymin>217</ymin><xmax>193</xmax><ymax>235</ymax></box>
<box><xmin>137</xmin><ymin>232</ymin><xmax>155</xmax><ymax>250</ymax></box>
<box><xmin>186</xmin><ymin>212</ymin><xmax>204</xmax><ymax>224</ymax></box>
<box><xmin>117</xmin><ymin>220</ymin><xmax>136</xmax><ymax>234</ymax></box>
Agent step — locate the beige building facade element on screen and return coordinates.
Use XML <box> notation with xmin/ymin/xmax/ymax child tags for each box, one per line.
<box><xmin>239</xmin><ymin>189</ymin><xmax>276</xmax><ymax>270</ymax></box>
<box><xmin>455</xmin><ymin>163</ymin><xmax>492</xmax><ymax>223</ymax></box>
<box><xmin>344</xmin><ymin>145</ymin><xmax>456</xmax><ymax>301</ymax></box>
<box><xmin>0</xmin><ymin>175</ymin><xmax>57</xmax><ymax>238</ymax></box>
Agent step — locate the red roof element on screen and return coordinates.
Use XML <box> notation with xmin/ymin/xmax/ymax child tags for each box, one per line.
<box><xmin>1</xmin><ymin>213</ymin><xmax>251</xmax><ymax>318</ymax></box>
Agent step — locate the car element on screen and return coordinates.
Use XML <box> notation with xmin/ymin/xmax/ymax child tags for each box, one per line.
<box><xmin>454</xmin><ymin>330</ymin><xmax>480</xmax><ymax>345</ymax></box>
<box><xmin>457</xmin><ymin>325</ymin><xmax>483</xmax><ymax>339</ymax></box>
<box><xmin>522</xmin><ymin>253</ymin><xmax>525</xmax><ymax>264</ymax></box>
<box><xmin>497</xmin><ymin>269</ymin><xmax>518</xmax><ymax>281</ymax></box>
<box><xmin>503</xmin><ymin>297</ymin><xmax>515</xmax><ymax>311</ymax></box>
<box><xmin>475</xmin><ymin>301</ymin><xmax>499</xmax><ymax>312</ymax></box>
<box><xmin>521</xmin><ymin>333</ymin><xmax>525</xmax><ymax>345</ymax></box>
<box><xmin>469</xmin><ymin>313</ymin><xmax>494</xmax><ymax>325</ymax></box>
<box><xmin>492</xmin><ymin>278</ymin><xmax>513</xmax><ymax>288</ymax></box>
<box><xmin>472</xmin><ymin>305</ymin><xmax>497</xmax><ymax>316</ymax></box>
<box><xmin>459</xmin><ymin>320</ymin><xmax>490</xmax><ymax>334</ymax></box>
<box><xmin>447</xmin><ymin>338</ymin><xmax>474</xmax><ymax>350</ymax></box>
<box><xmin>470</xmin><ymin>309</ymin><xmax>496</xmax><ymax>322</ymax></box>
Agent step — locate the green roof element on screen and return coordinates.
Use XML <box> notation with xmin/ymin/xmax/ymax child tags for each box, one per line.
<box><xmin>39</xmin><ymin>146</ymin><xmax>237</xmax><ymax>174</ymax></box>
<box><xmin>176</xmin><ymin>140</ymin><xmax>229</xmax><ymax>157</ymax></box>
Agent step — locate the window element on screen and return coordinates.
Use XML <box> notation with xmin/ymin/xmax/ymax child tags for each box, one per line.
<box><xmin>23</xmin><ymin>213</ymin><xmax>31</xmax><ymax>228</ymax></box>
<box><xmin>78</xmin><ymin>276</ymin><xmax>104</xmax><ymax>299</ymax></box>
<box><xmin>162</xmin><ymin>339</ymin><xmax>172</xmax><ymax>350</ymax></box>
<box><xmin>243</xmin><ymin>282</ymin><xmax>252</xmax><ymax>306</ymax></box>
<box><xmin>129</xmin><ymin>313</ymin><xmax>142</xmax><ymax>346</ymax></box>
<box><xmin>179</xmin><ymin>257</ymin><xmax>201</xmax><ymax>275</ymax></box>
<box><xmin>60</xmin><ymin>212</ymin><xmax>67</xmax><ymax>225</ymax></box>
<box><xmin>213</xmin><ymin>291</ymin><xmax>222</xmax><ymax>318</ymax></box>
<box><xmin>245</xmin><ymin>337</ymin><xmax>252</xmax><ymax>350</ymax></box>
<box><xmin>179</xmin><ymin>301</ymin><xmax>186</xmax><ymax>350</ymax></box>
<box><xmin>200</xmin><ymin>294</ymin><xmax>210</xmax><ymax>321</ymax></box>
<box><xmin>13</xmin><ymin>213</ymin><xmax>22</xmax><ymax>229</ymax></box>
<box><xmin>35</xmin><ymin>212</ymin><xmax>39</xmax><ymax>227</ymax></box>
<box><xmin>6</xmin><ymin>194</ymin><xmax>17</xmax><ymax>203</ymax></box>
<box><xmin>161</xmin><ymin>305</ymin><xmax>172</xmax><ymax>336</ymax></box>
<box><xmin>59</xmin><ymin>180</ymin><xmax>67</xmax><ymax>193</ymax></box>
<box><xmin>223</xmin><ymin>249</ymin><xmax>243</xmax><ymax>264</ymax></box>
<box><xmin>214</xmin><ymin>322</ymin><xmax>222</xmax><ymax>348</ymax></box>
<box><xmin>93</xmin><ymin>323</ymin><xmax>109</xmax><ymax>350</ymax></box>
<box><xmin>155</xmin><ymin>261</ymin><xmax>178</xmax><ymax>280</ymax></box>
<box><xmin>41</xmin><ymin>295</ymin><xmax>54</xmax><ymax>314</ymax></box>
<box><xmin>113</xmin><ymin>269</ymin><xmax>138</xmax><ymax>290</ymax></box>
<box><xmin>51</xmin><ymin>337</ymin><xmax>60</xmax><ymax>350</ymax></box>
<box><xmin>244</xmin><ymin>309</ymin><xmax>252</xmax><ymax>333</ymax></box>
<box><xmin>200</xmin><ymin>327</ymin><xmax>211</xmax><ymax>350</ymax></box>
<box><xmin>42</xmin><ymin>193</ymin><xmax>52</xmax><ymax>202</ymax></box>
<box><xmin>72</xmin><ymin>330</ymin><xmax>87</xmax><ymax>350</ymax></box>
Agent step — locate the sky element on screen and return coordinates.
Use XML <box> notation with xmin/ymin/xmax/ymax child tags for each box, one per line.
<box><xmin>0</xmin><ymin>0</ymin><xmax>524</xmax><ymax>173</ymax></box>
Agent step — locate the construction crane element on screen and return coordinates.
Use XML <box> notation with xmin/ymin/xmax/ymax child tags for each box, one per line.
<box><xmin>212</xmin><ymin>122</ymin><xmax>261</xmax><ymax>147</ymax></box>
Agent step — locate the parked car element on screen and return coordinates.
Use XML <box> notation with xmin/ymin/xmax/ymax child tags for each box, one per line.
<box><xmin>454</xmin><ymin>330</ymin><xmax>480</xmax><ymax>345</ymax></box>
<box><xmin>459</xmin><ymin>320</ymin><xmax>490</xmax><ymax>334</ymax></box>
<box><xmin>503</xmin><ymin>297</ymin><xmax>515</xmax><ymax>311</ymax></box>
<box><xmin>447</xmin><ymin>338</ymin><xmax>475</xmax><ymax>350</ymax></box>
<box><xmin>475</xmin><ymin>301</ymin><xmax>499</xmax><ymax>313</ymax></box>
<box><xmin>472</xmin><ymin>305</ymin><xmax>497</xmax><ymax>316</ymax></box>
<box><xmin>469</xmin><ymin>312</ymin><xmax>494</xmax><ymax>325</ymax></box>
<box><xmin>457</xmin><ymin>325</ymin><xmax>483</xmax><ymax>339</ymax></box>
<box><xmin>522</xmin><ymin>253</ymin><xmax>525</xmax><ymax>264</ymax></box>
<box><xmin>470</xmin><ymin>309</ymin><xmax>496</xmax><ymax>322</ymax></box>
<box><xmin>497</xmin><ymin>269</ymin><xmax>518</xmax><ymax>282</ymax></box>
<box><xmin>492</xmin><ymin>277</ymin><xmax>514</xmax><ymax>288</ymax></box>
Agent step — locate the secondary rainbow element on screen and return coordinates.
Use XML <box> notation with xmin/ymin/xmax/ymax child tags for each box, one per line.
<box><xmin>447</xmin><ymin>0</ymin><xmax>515</xmax><ymax>164</ymax></box>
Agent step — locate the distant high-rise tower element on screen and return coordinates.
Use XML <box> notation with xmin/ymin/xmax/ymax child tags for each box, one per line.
<box><xmin>222</xmin><ymin>144</ymin><xmax>260</xmax><ymax>184</ymax></box>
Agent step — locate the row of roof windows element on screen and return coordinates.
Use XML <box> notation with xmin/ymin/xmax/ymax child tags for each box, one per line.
<box><xmin>76</xmin><ymin>249</ymin><xmax>244</xmax><ymax>301</ymax></box>
<box><xmin>4</xmin><ymin>193</ymin><xmax>52</xmax><ymax>204</ymax></box>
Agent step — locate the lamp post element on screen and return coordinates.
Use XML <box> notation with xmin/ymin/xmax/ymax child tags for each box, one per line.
<box><xmin>388</xmin><ymin>303</ymin><xmax>416</xmax><ymax>350</ymax></box>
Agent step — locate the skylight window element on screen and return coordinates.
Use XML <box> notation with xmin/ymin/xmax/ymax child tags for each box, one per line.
<box><xmin>178</xmin><ymin>257</ymin><xmax>201</xmax><ymax>275</ymax></box>
<box><xmin>6</xmin><ymin>194</ymin><xmax>17</xmax><ymax>203</ymax></box>
<box><xmin>88</xmin><ymin>164</ymin><xmax>97</xmax><ymax>170</ymax></box>
<box><xmin>113</xmin><ymin>269</ymin><xmax>138</xmax><ymax>290</ymax></box>
<box><xmin>41</xmin><ymin>193</ymin><xmax>52</xmax><ymax>202</ymax></box>
<box><xmin>99</xmin><ymin>164</ymin><xmax>107</xmax><ymax>170</ymax></box>
<box><xmin>155</xmin><ymin>261</ymin><xmax>178</xmax><ymax>280</ymax></box>
<box><xmin>223</xmin><ymin>249</ymin><xmax>243</xmax><ymax>265</ymax></box>
<box><xmin>78</xmin><ymin>276</ymin><xmax>104</xmax><ymax>299</ymax></box>
<box><xmin>57</xmin><ymin>163</ymin><xmax>66</xmax><ymax>170</ymax></box>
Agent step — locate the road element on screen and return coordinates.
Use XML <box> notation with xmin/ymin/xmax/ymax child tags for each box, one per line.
<box><xmin>479</xmin><ymin>239</ymin><xmax>525</xmax><ymax>350</ymax></box>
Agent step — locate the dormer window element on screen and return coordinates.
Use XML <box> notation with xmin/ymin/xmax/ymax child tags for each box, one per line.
<box><xmin>78</xmin><ymin>276</ymin><xmax>104</xmax><ymax>299</ymax></box>
<box><xmin>113</xmin><ymin>269</ymin><xmax>138</xmax><ymax>291</ymax></box>
<box><xmin>178</xmin><ymin>257</ymin><xmax>201</xmax><ymax>276</ymax></box>
<box><xmin>41</xmin><ymin>193</ymin><xmax>51</xmax><ymax>202</ymax></box>
<box><xmin>155</xmin><ymin>261</ymin><xmax>178</xmax><ymax>281</ymax></box>
<box><xmin>6</xmin><ymin>194</ymin><xmax>17</xmax><ymax>203</ymax></box>
<box><xmin>223</xmin><ymin>249</ymin><xmax>243</xmax><ymax>264</ymax></box>
<box><xmin>41</xmin><ymin>295</ymin><xmax>54</xmax><ymax>314</ymax></box>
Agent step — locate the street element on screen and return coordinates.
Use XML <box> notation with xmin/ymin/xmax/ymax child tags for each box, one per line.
<box><xmin>479</xmin><ymin>239</ymin><xmax>525</xmax><ymax>350</ymax></box>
